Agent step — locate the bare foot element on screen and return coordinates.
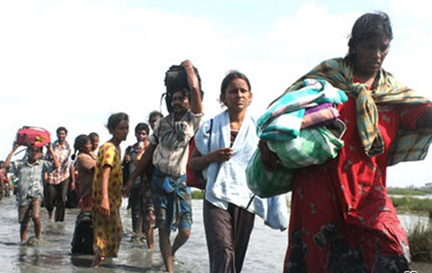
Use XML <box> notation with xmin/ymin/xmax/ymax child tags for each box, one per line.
<box><xmin>91</xmin><ymin>248</ymin><xmax>102</xmax><ymax>268</ymax></box>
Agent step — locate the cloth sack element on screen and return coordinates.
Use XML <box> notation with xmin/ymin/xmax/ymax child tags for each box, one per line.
<box><xmin>246</xmin><ymin>148</ymin><xmax>295</xmax><ymax>198</ymax></box>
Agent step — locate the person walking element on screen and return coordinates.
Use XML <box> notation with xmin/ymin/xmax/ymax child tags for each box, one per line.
<box><xmin>260</xmin><ymin>12</ymin><xmax>432</xmax><ymax>273</ymax></box>
<box><xmin>124</xmin><ymin>59</ymin><xmax>203</xmax><ymax>273</ymax></box>
<box><xmin>91</xmin><ymin>113</ymin><xmax>129</xmax><ymax>268</ymax></box>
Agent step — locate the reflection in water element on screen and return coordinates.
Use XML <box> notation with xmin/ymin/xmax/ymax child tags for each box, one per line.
<box><xmin>1</xmin><ymin>195</ymin><xmax>430</xmax><ymax>272</ymax></box>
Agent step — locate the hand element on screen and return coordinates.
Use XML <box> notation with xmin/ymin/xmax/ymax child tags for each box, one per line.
<box><xmin>70</xmin><ymin>181</ymin><xmax>76</xmax><ymax>191</ymax></box>
<box><xmin>258</xmin><ymin>140</ymin><xmax>282</xmax><ymax>171</ymax></box>
<box><xmin>208</xmin><ymin>148</ymin><xmax>233</xmax><ymax>163</ymax></box>
<box><xmin>100</xmin><ymin>197</ymin><xmax>110</xmax><ymax>218</ymax></box>
<box><xmin>122</xmin><ymin>182</ymin><xmax>132</xmax><ymax>198</ymax></box>
<box><xmin>12</xmin><ymin>142</ymin><xmax>19</xmax><ymax>151</ymax></box>
<box><xmin>181</xmin><ymin>59</ymin><xmax>200</xmax><ymax>92</ymax></box>
<box><xmin>123</xmin><ymin>154</ymin><xmax>131</xmax><ymax>164</ymax></box>
<box><xmin>46</xmin><ymin>142</ymin><xmax>53</xmax><ymax>151</ymax></box>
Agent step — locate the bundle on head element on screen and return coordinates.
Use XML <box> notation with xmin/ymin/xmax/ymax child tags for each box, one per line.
<box><xmin>163</xmin><ymin>65</ymin><xmax>204</xmax><ymax>112</ymax></box>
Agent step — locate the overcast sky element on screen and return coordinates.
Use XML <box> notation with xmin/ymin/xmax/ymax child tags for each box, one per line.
<box><xmin>0</xmin><ymin>0</ymin><xmax>431</xmax><ymax>188</ymax></box>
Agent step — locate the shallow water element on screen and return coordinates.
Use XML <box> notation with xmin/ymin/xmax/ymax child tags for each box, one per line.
<box><xmin>1</xmin><ymin>195</ymin><xmax>430</xmax><ymax>273</ymax></box>
<box><xmin>0</xmin><ymin>196</ymin><xmax>288</xmax><ymax>272</ymax></box>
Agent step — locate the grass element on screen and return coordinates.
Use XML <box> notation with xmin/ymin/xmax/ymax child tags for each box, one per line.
<box><xmin>390</xmin><ymin>196</ymin><xmax>432</xmax><ymax>214</ymax></box>
<box><xmin>387</xmin><ymin>187</ymin><xmax>431</xmax><ymax>196</ymax></box>
<box><xmin>407</xmin><ymin>221</ymin><xmax>432</xmax><ymax>262</ymax></box>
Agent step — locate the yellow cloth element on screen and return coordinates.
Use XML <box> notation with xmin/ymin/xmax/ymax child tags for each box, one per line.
<box><xmin>92</xmin><ymin>142</ymin><xmax>123</xmax><ymax>257</ymax></box>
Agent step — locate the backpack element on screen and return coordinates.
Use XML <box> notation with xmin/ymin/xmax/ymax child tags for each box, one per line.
<box><xmin>71</xmin><ymin>210</ymin><xmax>94</xmax><ymax>255</ymax></box>
<box><xmin>186</xmin><ymin>119</ymin><xmax>213</xmax><ymax>190</ymax></box>
<box><xmin>15</xmin><ymin>126</ymin><xmax>51</xmax><ymax>148</ymax></box>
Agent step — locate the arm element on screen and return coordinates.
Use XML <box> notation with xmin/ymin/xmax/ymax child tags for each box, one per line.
<box><xmin>122</xmin><ymin>143</ymin><xmax>156</xmax><ymax>196</ymax></box>
<box><xmin>47</xmin><ymin>143</ymin><xmax>60</xmax><ymax>170</ymax></box>
<box><xmin>188</xmin><ymin>146</ymin><xmax>233</xmax><ymax>171</ymax></box>
<box><xmin>417</xmin><ymin>105</ymin><xmax>432</xmax><ymax>128</ymax></box>
<box><xmin>69</xmin><ymin>163</ymin><xmax>75</xmax><ymax>191</ymax></box>
<box><xmin>258</xmin><ymin>140</ymin><xmax>282</xmax><ymax>171</ymax></box>
<box><xmin>182</xmin><ymin>59</ymin><xmax>203</xmax><ymax>114</ymax></box>
<box><xmin>5</xmin><ymin>142</ymin><xmax>19</xmax><ymax>169</ymax></box>
<box><xmin>100</xmin><ymin>165</ymin><xmax>112</xmax><ymax>218</ymax></box>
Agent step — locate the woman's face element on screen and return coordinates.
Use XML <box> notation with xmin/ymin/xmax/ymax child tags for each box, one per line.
<box><xmin>221</xmin><ymin>78</ymin><xmax>252</xmax><ymax>113</ymax></box>
<box><xmin>112</xmin><ymin>120</ymin><xmax>129</xmax><ymax>142</ymax></box>
<box><xmin>80</xmin><ymin>140</ymin><xmax>92</xmax><ymax>154</ymax></box>
<box><xmin>354</xmin><ymin>37</ymin><xmax>391</xmax><ymax>77</ymax></box>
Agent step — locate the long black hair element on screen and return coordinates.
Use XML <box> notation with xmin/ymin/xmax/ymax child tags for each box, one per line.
<box><xmin>345</xmin><ymin>12</ymin><xmax>393</xmax><ymax>66</ymax></box>
<box><xmin>71</xmin><ymin>134</ymin><xmax>90</xmax><ymax>160</ymax></box>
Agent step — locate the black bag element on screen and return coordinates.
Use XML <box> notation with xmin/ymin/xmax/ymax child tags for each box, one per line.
<box><xmin>163</xmin><ymin>65</ymin><xmax>204</xmax><ymax>112</ymax></box>
<box><xmin>71</xmin><ymin>210</ymin><xmax>94</xmax><ymax>255</ymax></box>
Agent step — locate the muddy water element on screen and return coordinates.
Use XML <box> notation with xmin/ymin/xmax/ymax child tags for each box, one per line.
<box><xmin>0</xmin><ymin>196</ymin><xmax>288</xmax><ymax>272</ymax></box>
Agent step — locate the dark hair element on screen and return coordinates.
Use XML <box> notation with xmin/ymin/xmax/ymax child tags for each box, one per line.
<box><xmin>148</xmin><ymin>111</ymin><xmax>163</xmax><ymax>123</ymax></box>
<box><xmin>89</xmin><ymin>132</ymin><xmax>99</xmax><ymax>140</ymax></box>
<box><xmin>345</xmin><ymin>12</ymin><xmax>393</xmax><ymax>65</ymax></box>
<box><xmin>107</xmin><ymin>112</ymin><xmax>129</xmax><ymax>132</ymax></box>
<box><xmin>220</xmin><ymin>71</ymin><xmax>251</xmax><ymax>94</ymax></box>
<box><xmin>56</xmin><ymin>126</ymin><xmax>68</xmax><ymax>134</ymax></box>
<box><xmin>135</xmin><ymin>123</ymin><xmax>150</xmax><ymax>135</ymax></box>
<box><xmin>72</xmin><ymin>134</ymin><xmax>90</xmax><ymax>160</ymax></box>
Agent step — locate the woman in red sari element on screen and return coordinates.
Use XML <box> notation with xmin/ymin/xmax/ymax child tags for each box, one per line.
<box><xmin>262</xmin><ymin>12</ymin><xmax>432</xmax><ymax>273</ymax></box>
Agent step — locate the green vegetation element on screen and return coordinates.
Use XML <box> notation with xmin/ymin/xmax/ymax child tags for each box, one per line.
<box><xmin>390</xmin><ymin>196</ymin><xmax>432</xmax><ymax>214</ymax></box>
<box><xmin>387</xmin><ymin>187</ymin><xmax>429</xmax><ymax>196</ymax></box>
<box><xmin>191</xmin><ymin>190</ymin><xmax>204</xmax><ymax>200</ymax></box>
<box><xmin>407</xmin><ymin>222</ymin><xmax>432</xmax><ymax>262</ymax></box>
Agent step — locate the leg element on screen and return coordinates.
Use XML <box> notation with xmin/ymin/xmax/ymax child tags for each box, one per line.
<box><xmin>145</xmin><ymin>226</ymin><xmax>154</xmax><ymax>249</ymax></box>
<box><xmin>91</xmin><ymin>247</ymin><xmax>102</xmax><ymax>268</ymax></box>
<box><xmin>204</xmin><ymin>199</ymin><xmax>235</xmax><ymax>273</ymax></box>
<box><xmin>45</xmin><ymin>184</ymin><xmax>55</xmax><ymax>220</ymax></box>
<box><xmin>230</xmin><ymin>204</ymin><xmax>255</xmax><ymax>273</ymax></box>
<box><xmin>172</xmin><ymin>228</ymin><xmax>190</xmax><ymax>257</ymax></box>
<box><xmin>31</xmin><ymin>198</ymin><xmax>42</xmax><ymax>239</ymax></box>
<box><xmin>129</xmin><ymin>188</ymin><xmax>140</xmax><ymax>235</ymax></box>
<box><xmin>18</xmin><ymin>205</ymin><xmax>31</xmax><ymax>242</ymax></box>
<box><xmin>55</xmin><ymin>178</ymin><xmax>70</xmax><ymax>222</ymax></box>
<box><xmin>159</xmin><ymin>226</ymin><xmax>173</xmax><ymax>273</ymax></box>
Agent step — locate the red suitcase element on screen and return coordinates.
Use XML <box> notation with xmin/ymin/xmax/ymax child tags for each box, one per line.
<box><xmin>15</xmin><ymin>126</ymin><xmax>51</xmax><ymax>148</ymax></box>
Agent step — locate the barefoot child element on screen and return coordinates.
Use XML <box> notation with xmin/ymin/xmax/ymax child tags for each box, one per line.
<box><xmin>5</xmin><ymin>142</ymin><xmax>59</xmax><ymax>242</ymax></box>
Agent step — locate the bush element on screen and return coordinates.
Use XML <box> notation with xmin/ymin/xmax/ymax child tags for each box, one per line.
<box><xmin>191</xmin><ymin>190</ymin><xmax>204</xmax><ymax>200</ymax></box>
<box><xmin>407</xmin><ymin>222</ymin><xmax>432</xmax><ymax>262</ymax></box>
<box><xmin>390</xmin><ymin>196</ymin><xmax>432</xmax><ymax>213</ymax></box>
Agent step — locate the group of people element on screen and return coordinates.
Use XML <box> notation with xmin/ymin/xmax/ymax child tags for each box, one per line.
<box><xmin>3</xmin><ymin>11</ymin><xmax>432</xmax><ymax>273</ymax></box>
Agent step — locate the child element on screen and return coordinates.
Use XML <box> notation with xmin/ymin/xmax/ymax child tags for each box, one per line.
<box><xmin>92</xmin><ymin>112</ymin><xmax>129</xmax><ymax>268</ymax></box>
<box><xmin>88</xmin><ymin>132</ymin><xmax>100</xmax><ymax>157</ymax></box>
<box><xmin>5</xmin><ymin>142</ymin><xmax>59</xmax><ymax>242</ymax></box>
<box><xmin>123</xmin><ymin>122</ymin><xmax>155</xmax><ymax>249</ymax></box>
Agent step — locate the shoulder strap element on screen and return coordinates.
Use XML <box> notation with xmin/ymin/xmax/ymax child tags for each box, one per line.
<box><xmin>207</xmin><ymin>118</ymin><xmax>213</xmax><ymax>150</ymax></box>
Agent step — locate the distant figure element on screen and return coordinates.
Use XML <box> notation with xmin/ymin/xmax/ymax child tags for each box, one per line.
<box><xmin>72</xmin><ymin>134</ymin><xmax>96</xmax><ymax>211</ymax></box>
<box><xmin>259</xmin><ymin>12</ymin><xmax>432</xmax><ymax>272</ymax></box>
<box><xmin>45</xmin><ymin>126</ymin><xmax>75</xmax><ymax>222</ymax></box>
<box><xmin>124</xmin><ymin>60</ymin><xmax>203</xmax><ymax>273</ymax></box>
<box><xmin>148</xmin><ymin>110</ymin><xmax>163</xmax><ymax>131</ymax></box>
<box><xmin>91</xmin><ymin>112</ymin><xmax>129</xmax><ymax>268</ymax></box>
<box><xmin>89</xmin><ymin>132</ymin><xmax>100</xmax><ymax>157</ymax></box>
<box><xmin>0</xmin><ymin>160</ymin><xmax>9</xmax><ymax>199</ymax></box>
<box><xmin>123</xmin><ymin>122</ymin><xmax>155</xmax><ymax>249</ymax></box>
<box><xmin>5</xmin><ymin>143</ymin><xmax>59</xmax><ymax>242</ymax></box>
